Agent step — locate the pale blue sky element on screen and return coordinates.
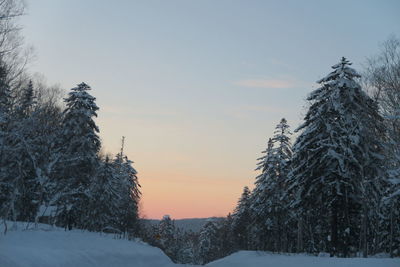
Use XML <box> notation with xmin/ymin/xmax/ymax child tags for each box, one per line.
<box><xmin>22</xmin><ymin>0</ymin><xmax>400</xmax><ymax>218</ymax></box>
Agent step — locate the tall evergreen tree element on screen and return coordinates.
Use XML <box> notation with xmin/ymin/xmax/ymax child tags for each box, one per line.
<box><xmin>231</xmin><ymin>186</ymin><xmax>251</xmax><ymax>250</ymax></box>
<box><xmin>248</xmin><ymin>119</ymin><xmax>293</xmax><ymax>252</ymax></box>
<box><xmin>248</xmin><ymin>138</ymin><xmax>274</xmax><ymax>250</ymax></box>
<box><xmin>288</xmin><ymin>58</ymin><xmax>385</xmax><ymax>256</ymax></box>
<box><xmin>157</xmin><ymin>215</ymin><xmax>178</xmax><ymax>259</ymax></box>
<box><xmin>87</xmin><ymin>156</ymin><xmax>120</xmax><ymax>232</ymax></box>
<box><xmin>198</xmin><ymin>219</ymin><xmax>221</xmax><ymax>264</ymax></box>
<box><xmin>270</xmin><ymin>118</ymin><xmax>293</xmax><ymax>252</ymax></box>
<box><xmin>18</xmin><ymin>80</ymin><xmax>35</xmax><ymax>116</ymax></box>
<box><xmin>55</xmin><ymin>82</ymin><xmax>101</xmax><ymax>229</ymax></box>
<box><xmin>12</xmin><ymin>81</ymin><xmax>39</xmax><ymax>222</ymax></box>
<box><xmin>113</xmin><ymin>137</ymin><xmax>141</xmax><ymax>235</ymax></box>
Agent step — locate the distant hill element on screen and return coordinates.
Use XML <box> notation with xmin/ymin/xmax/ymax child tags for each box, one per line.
<box><xmin>143</xmin><ymin>217</ymin><xmax>224</xmax><ymax>232</ymax></box>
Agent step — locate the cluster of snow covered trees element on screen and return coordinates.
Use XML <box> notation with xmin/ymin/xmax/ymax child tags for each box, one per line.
<box><xmin>142</xmin><ymin>44</ymin><xmax>399</xmax><ymax>265</ymax></box>
<box><xmin>141</xmin><ymin>216</ymin><xmax>234</xmax><ymax>265</ymax></box>
<box><xmin>153</xmin><ymin>53</ymin><xmax>399</xmax><ymax>265</ymax></box>
<box><xmin>0</xmin><ymin>77</ymin><xmax>141</xmax><ymax>234</ymax></box>
<box><xmin>0</xmin><ymin>1</ymin><xmax>141</xmax><ymax>234</ymax></box>
<box><xmin>229</xmin><ymin>57</ymin><xmax>400</xmax><ymax>258</ymax></box>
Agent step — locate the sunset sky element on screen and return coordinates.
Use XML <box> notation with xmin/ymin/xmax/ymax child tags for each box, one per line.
<box><xmin>22</xmin><ymin>0</ymin><xmax>399</xmax><ymax>219</ymax></box>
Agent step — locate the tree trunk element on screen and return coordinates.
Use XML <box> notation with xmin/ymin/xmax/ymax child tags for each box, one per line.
<box><xmin>331</xmin><ymin>201</ymin><xmax>338</xmax><ymax>256</ymax></box>
<box><xmin>297</xmin><ymin>218</ymin><xmax>303</xmax><ymax>252</ymax></box>
<box><xmin>362</xmin><ymin>202</ymin><xmax>368</xmax><ymax>258</ymax></box>
<box><xmin>389</xmin><ymin>203</ymin><xmax>394</xmax><ymax>258</ymax></box>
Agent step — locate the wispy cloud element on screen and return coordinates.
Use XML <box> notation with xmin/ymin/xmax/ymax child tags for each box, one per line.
<box><xmin>224</xmin><ymin>104</ymin><xmax>293</xmax><ymax>120</ymax></box>
<box><xmin>234</xmin><ymin>78</ymin><xmax>307</xmax><ymax>89</ymax></box>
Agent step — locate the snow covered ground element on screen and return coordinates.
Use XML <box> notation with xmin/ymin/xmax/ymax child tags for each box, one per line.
<box><xmin>1</xmin><ymin>222</ymin><xmax>399</xmax><ymax>267</ymax></box>
<box><xmin>207</xmin><ymin>251</ymin><xmax>400</xmax><ymax>267</ymax></box>
<box><xmin>0</xmin><ymin>222</ymin><xmax>183</xmax><ymax>267</ymax></box>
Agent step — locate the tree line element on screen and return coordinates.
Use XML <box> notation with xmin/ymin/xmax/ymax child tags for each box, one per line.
<box><xmin>0</xmin><ymin>77</ymin><xmax>141</xmax><ymax>235</ymax></box>
<box><xmin>221</xmin><ymin>43</ymin><xmax>399</xmax><ymax>261</ymax></box>
<box><xmin>140</xmin><ymin>38</ymin><xmax>400</xmax><ymax>265</ymax></box>
<box><xmin>0</xmin><ymin>0</ymin><xmax>141</xmax><ymax>236</ymax></box>
<box><xmin>0</xmin><ymin>0</ymin><xmax>398</xmax><ymax>264</ymax></box>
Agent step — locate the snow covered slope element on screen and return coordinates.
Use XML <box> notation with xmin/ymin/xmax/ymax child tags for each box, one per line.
<box><xmin>207</xmin><ymin>251</ymin><xmax>400</xmax><ymax>267</ymax></box>
<box><xmin>0</xmin><ymin>222</ymin><xmax>180</xmax><ymax>267</ymax></box>
<box><xmin>1</xmin><ymin>222</ymin><xmax>398</xmax><ymax>267</ymax></box>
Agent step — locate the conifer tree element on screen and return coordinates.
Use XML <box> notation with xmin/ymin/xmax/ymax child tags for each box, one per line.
<box><xmin>248</xmin><ymin>138</ymin><xmax>274</xmax><ymax>250</ymax></box>
<box><xmin>87</xmin><ymin>156</ymin><xmax>120</xmax><ymax>232</ymax></box>
<box><xmin>113</xmin><ymin>137</ymin><xmax>141</xmax><ymax>235</ymax></box>
<box><xmin>18</xmin><ymin>80</ymin><xmax>35</xmax><ymax>116</ymax></box>
<box><xmin>231</xmin><ymin>186</ymin><xmax>251</xmax><ymax>250</ymax></box>
<box><xmin>157</xmin><ymin>215</ymin><xmax>178</xmax><ymax>259</ymax></box>
<box><xmin>270</xmin><ymin>118</ymin><xmax>293</xmax><ymax>252</ymax></box>
<box><xmin>288</xmin><ymin>58</ymin><xmax>385</xmax><ymax>256</ymax></box>
<box><xmin>248</xmin><ymin>119</ymin><xmax>293</xmax><ymax>252</ymax></box>
<box><xmin>218</xmin><ymin>214</ymin><xmax>235</xmax><ymax>257</ymax></box>
<box><xmin>55</xmin><ymin>82</ymin><xmax>101</xmax><ymax>229</ymax></box>
<box><xmin>198</xmin><ymin>219</ymin><xmax>221</xmax><ymax>264</ymax></box>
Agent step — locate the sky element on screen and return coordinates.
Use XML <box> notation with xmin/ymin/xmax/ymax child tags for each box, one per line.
<box><xmin>21</xmin><ymin>0</ymin><xmax>400</xmax><ymax>219</ymax></box>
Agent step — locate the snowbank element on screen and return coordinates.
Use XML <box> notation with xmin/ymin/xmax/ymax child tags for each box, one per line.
<box><xmin>207</xmin><ymin>251</ymin><xmax>400</xmax><ymax>267</ymax></box>
<box><xmin>1</xmin><ymin>222</ymin><xmax>398</xmax><ymax>267</ymax></box>
<box><xmin>0</xmin><ymin>222</ymin><xmax>177</xmax><ymax>267</ymax></box>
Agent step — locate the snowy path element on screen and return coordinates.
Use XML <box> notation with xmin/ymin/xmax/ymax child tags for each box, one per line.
<box><xmin>1</xmin><ymin>222</ymin><xmax>399</xmax><ymax>267</ymax></box>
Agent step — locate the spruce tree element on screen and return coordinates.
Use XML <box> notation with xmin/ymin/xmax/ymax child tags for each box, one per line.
<box><xmin>198</xmin><ymin>219</ymin><xmax>220</xmax><ymax>264</ymax></box>
<box><xmin>288</xmin><ymin>58</ymin><xmax>385</xmax><ymax>256</ymax></box>
<box><xmin>55</xmin><ymin>82</ymin><xmax>101</xmax><ymax>229</ymax></box>
<box><xmin>157</xmin><ymin>215</ymin><xmax>178</xmax><ymax>259</ymax></box>
<box><xmin>249</xmin><ymin>138</ymin><xmax>274</xmax><ymax>250</ymax></box>
<box><xmin>231</xmin><ymin>186</ymin><xmax>251</xmax><ymax>250</ymax></box>
<box><xmin>18</xmin><ymin>80</ymin><xmax>35</xmax><ymax>116</ymax></box>
<box><xmin>270</xmin><ymin>118</ymin><xmax>293</xmax><ymax>252</ymax></box>
<box><xmin>113</xmin><ymin>137</ymin><xmax>141</xmax><ymax>235</ymax></box>
<box><xmin>218</xmin><ymin>214</ymin><xmax>235</xmax><ymax>258</ymax></box>
<box><xmin>248</xmin><ymin>119</ymin><xmax>293</xmax><ymax>252</ymax></box>
<box><xmin>87</xmin><ymin>156</ymin><xmax>120</xmax><ymax>232</ymax></box>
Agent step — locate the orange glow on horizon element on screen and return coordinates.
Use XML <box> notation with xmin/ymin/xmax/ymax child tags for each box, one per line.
<box><xmin>138</xmin><ymin>170</ymin><xmax>253</xmax><ymax>220</ymax></box>
<box><xmin>98</xmin><ymin>107</ymin><xmax>260</xmax><ymax>220</ymax></box>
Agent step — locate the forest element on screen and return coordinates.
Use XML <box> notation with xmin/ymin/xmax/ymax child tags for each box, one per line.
<box><xmin>0</xmin><ymin>0</ymin><xmax>399</xmax><ymax>265</ymax></box>
<box><xmin>139</xmin><ymin>52</ymin><xmax>400</xmax><ymax>264</ymax></box>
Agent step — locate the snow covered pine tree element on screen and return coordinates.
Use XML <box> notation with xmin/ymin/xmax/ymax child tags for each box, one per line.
<box><xmin>231</xmin><ymin>186</ymin><xmax>251</xmax><ymax>250</ymax></box>
<box><xmin>113</xmin><ymin>138</ymin><xmax>141</xmax><ymax>236</ymax></box>
<box><xmin>249</xmin><ymin>138</ymin><xmax>274</xmax><ymax>250</ymax></box>
<box><xmin>198</xmin><ymin>219</ymin><xmax>221</xmax><ymax>264</ymax></box>
<box><xmin>288</xmin><ymin>58</ymin><xmax>385</xmax><ymax>256</ymax></box>
<box><xmin>55</xmin><ymin>82</ymin><xmax>101</xmax><ymax>230</ymax></box>
<box><xmin>249</xmin><ymin>119</ymin><xmax>293</xmax><ymax>252</ymax></box>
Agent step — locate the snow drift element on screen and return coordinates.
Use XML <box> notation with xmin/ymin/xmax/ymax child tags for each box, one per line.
<box><xmin>0</xmin><ymin>222</ymin><xmax>177</xmax><ymax>267</ymax></box>
<box><xmin>1</xmin><ymin>222</ymin><xmax>399</xmax><ymax>267</ymax></box>
<box><xmin>207</xmin><ymin>250</ymin><xmax>400</xmax><ymax>267</ymax></box>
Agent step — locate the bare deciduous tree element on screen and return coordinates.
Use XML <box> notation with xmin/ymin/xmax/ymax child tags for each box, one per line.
<box><xmin>364</xmin><ymin>35</ymin><xmax>400</xmax><ymax>257</ymax></box>
<box><xmin>0</xmin><ymin>0</ymin><xmax>32</xmax><ymax>88</ymax></box>
<box><xmin>364</xmin><ymin>36</ymin><xmax>400</xmax><ymax>120</ymax></box>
